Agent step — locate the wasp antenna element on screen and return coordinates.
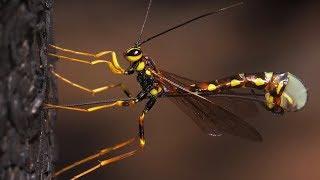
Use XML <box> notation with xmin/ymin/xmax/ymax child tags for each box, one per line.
<box><xmin>139</xmin><ymin>2</ymin><xmax>244</xmax><ymax>46</ymax></box>
<box><xmin>135</xmin><ymin>0</ymin><xmax>153</xmax><ymax>47</ymax></box>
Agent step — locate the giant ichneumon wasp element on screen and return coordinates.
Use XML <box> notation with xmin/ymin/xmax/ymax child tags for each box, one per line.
<box><xmin>46</xmin><ymin>1</ymin><xmax>308</xmax><ymax>179</ymax></box>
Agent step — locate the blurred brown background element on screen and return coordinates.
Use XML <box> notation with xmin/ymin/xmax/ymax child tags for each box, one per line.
<box><xmin>52</xmin><ymin>0</ymin><xmax>319</xmax><ymax>179</ymax></box>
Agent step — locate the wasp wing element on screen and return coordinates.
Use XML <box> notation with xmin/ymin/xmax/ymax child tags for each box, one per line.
<box><xmin>153</xmin><ymin>69</ymin><xmax>263</xmax><ymax>142</ymax></box>
<box><xmin>159</xmin><ymin>69</ymin><xmax>262</xmax><ymax>117</ymax></box>
<box><xmin>170</xmin><ymin>94</ymin><xmax>263</xmax><ymax>142</ymax></box>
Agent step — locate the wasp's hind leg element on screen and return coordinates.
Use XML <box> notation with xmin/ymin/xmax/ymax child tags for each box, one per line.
<box><xmin>69</xmin><ymin>140</ymin><xmax>140</xmax><ymax>180</ymax></box>
<box><xmin>69</xmin><ymin>97</ymin><xmax>157</xmax><ymax>179</ymax></box>
<box><xmin>54</xmin><ymin>138</ymin><xmax>136</xmax><ymax>176</ymax></box>
<box><xmin>138</xmin><ymin>97</ymin><xmax>156</xmax><ymax>147</ymax></box>
<box><xmin>48</xmin><ymin>44</ymin><xmax>125</xmax><ymax>74</ymax></box>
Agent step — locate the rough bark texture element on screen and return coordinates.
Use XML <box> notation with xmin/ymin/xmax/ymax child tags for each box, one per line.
<box><xmin>0</xmin><ymin>0</ymin><xmax>56</xmax><ymax>179</ymax></box>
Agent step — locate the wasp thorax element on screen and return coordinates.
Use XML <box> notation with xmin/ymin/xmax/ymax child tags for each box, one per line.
<box><xmin>125</xmin><ymin>47</ymin><xmax>143</xmax><ymax>62</ymax></box>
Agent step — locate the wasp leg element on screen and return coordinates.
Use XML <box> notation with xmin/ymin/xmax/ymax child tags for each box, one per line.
<box><xmin>50</xmin><ymin>68</ymin><xmax>131</xmax><ymax>97</ymax></box>
<box><xmin>45</xmin><ymin>90</ymin><xmax>148</xmax><ymax>112</ymax></box>
<box><xmin>45</xmin><ymin>99</ymin><xmax>136</xmax><ymax>112</ymax></box>
<box><xmin>70</xmin><ymin>98</ymin><xmax>156</xmax><ymax>179</ymax></box>
<box><xmin>138</xmin><ymin>97</ymin><xmax>156</xmax><ymax>147</ymax></box>
<box><xmin>48</xmin><ymin>44</ymin><xmax>125</xmax><ymax>74</ymax></box>
<box><xmin>54</xmin><ymin>138</ymin><xmax>136</xmax><ymax>177</ymax></box>
<box><xmin>71</xmin><ymin>149</ymin><xmax>139</xmax><ymax>180</ymax></box>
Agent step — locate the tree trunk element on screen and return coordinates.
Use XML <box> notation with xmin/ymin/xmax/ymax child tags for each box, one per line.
<box><xmin>0</xmin><ymin>0</ymin><xmax>56</xmax><ymax>179</ymax></box>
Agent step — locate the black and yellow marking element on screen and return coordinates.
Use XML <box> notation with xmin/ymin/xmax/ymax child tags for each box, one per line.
<box><xmin>136</xmin><ymin>61</ymin><xmax>146</xmax><ymax>71</ymax></box>
<box><xmin>252</xmin><ymin>78</ymin><xmax>265</xmax><ymax>86</ymax></box>
<box><xmin>230</xmin><ymin>79</ymin><xmax>242</xmax><ymax>87</ymax></box>
<box><xmin>188</xmin><ymin>72</ymin><xmax>294</xmax><ymax>113</ymax></box>
<box><xmin>145</xmin><ymin>69</ymin><xmax>152</xmax><ymax>76</ymax></box>
<box><xmin>265</xmin><ymin>93</ymin><xmax>275</xmax><ymax>109</ymax></box>
<box><xmin>150</xmin><ymin>88</ymin><xmax>158</xmax><ymax>96</ymax></box>
<box><xmin>207</xmin><ymin>83</ymin><xmax>217</xmax><ymax>91</ymax></box>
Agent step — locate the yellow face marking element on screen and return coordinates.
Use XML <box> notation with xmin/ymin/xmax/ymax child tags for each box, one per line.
<box><xmin>265</xmin><ymin>93</ymin><xmax>275</xmax><ymax>109</ymax></box>
<box><xmin>145</xmin><ymin>70</ymin><xmax>151</xmax><ymax>76</ymax></box>
<box><xmin>136</xmin><ymin>62</ymin><xmax>145</xmax><ymax>71</ymax></box>
<box><xmin>150</xmin><ymin>88</ymin><xmax>158</xmax><ymax>96</ymax></box>
<box><xmin>230</xmin><ymin>79</ymin><xmax>241</xmax><ymax>87</ymax></box>
<box><xmin>276</xmin><ymin>81</ymin><xmax>284</xmax><ymax>94</ymax></box>
<box><xmin>264</xmin><ymin>72</ymin><xmax>273</xmax><ymax>82</ymax></box>
<box><xmin>127</xmin><ymin>54</ymin><xmax>142</xmax><ymax>62</ymax></box>
<box><xmin>207</xmin><ymin>84</ymin><xmax>217</xmax><ymax>91</ymax></box>
<box><xmin>157</xmin><ymin>86</ymin><xmax>162</xmax><ymax>92</ymax></box>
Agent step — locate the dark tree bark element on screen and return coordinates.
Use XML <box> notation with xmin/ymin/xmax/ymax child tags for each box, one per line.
<box><xmin>0</xmin><ymin>0</ymin><xmax>56</xmax><ymax>179</ymax></box>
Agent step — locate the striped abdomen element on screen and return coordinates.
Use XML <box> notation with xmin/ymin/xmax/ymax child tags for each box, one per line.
<box><xmin>191</xmin><ymin>72</ymin><xmax>307</xmax><ymax>114</ymax></box>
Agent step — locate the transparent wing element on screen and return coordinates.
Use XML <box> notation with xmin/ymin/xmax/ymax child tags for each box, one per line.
<box><xmin>170</xmin><ymin>95</ymin><xmax>263</xmax><ymax>142</ymax></box>
<box><xmin>155</xmin><ymin>69</ymin><xmax>263</xmax><ymax>142</ymax></box>
<box><xmin>159</xmin><ymin>69</ymin><xmax>200</xmax><ymax>86</ymax></box>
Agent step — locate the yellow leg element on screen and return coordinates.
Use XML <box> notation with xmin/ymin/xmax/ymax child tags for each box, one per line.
<box><xmin>54</xmin><ymin>138</ymin><xmax>137</xmax><ymax>178</ymax></box>
<box><xmin>51</xmin><ymin>69</ymin><xmax>131</xmax><ymax>97</ymax></box>
<box><xmin>68</xmin><ymin>112</ymin><xmax>148</xmax><ymax>179</ymax></box>
<box><xmin>138</xmin><ymin>111</ymin><xmax>146</xmax><ymax>148</ymax></box>
<box><xmin>71</xmin><ymin>149</ymin><xmax>139</xmax><ymax>180</ymax></box>
<box><xmin>48</xmin><ymin>44</ymin><xmax>125</xmax><ymax>74</ymax></box>
<box><xmin>45</xmin><ymin>99</ymin><xmax>136</xmax><ymax>112</ymax></box>
<box><xmin>53</xmin><ymin>110</ymin><xmax>149</xmax><ymax>179</ymax></box>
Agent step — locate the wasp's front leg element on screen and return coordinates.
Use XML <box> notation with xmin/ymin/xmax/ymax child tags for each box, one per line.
<box><xmin>48</xmin><ymin>44</ymin><xmax>125</xmax><ymax>74</ymax></box>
